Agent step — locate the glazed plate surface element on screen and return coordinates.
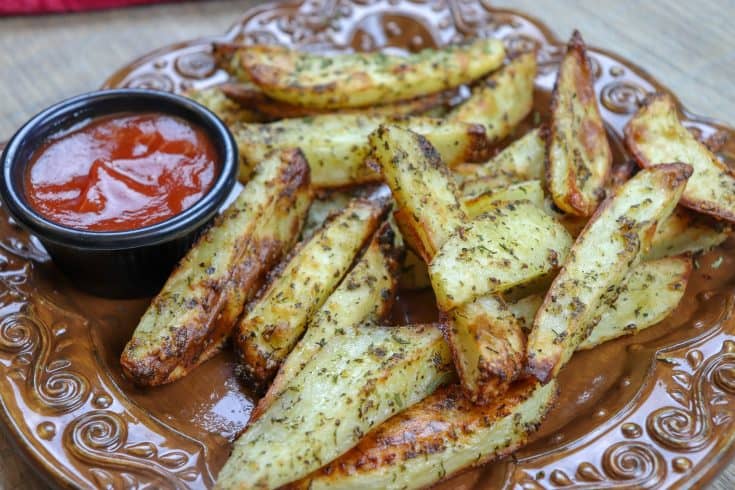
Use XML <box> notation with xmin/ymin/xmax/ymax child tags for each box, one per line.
<box><xmin>3</xmin><ymin>1</ymin><xmax>735</xmax><ymax>488</ymax></box>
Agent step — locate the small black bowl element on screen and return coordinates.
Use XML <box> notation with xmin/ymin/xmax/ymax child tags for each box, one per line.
<box><xmin>0</xmin><ymin>89</ymin><xmax>238</xmax><ymax>298</ymax></box>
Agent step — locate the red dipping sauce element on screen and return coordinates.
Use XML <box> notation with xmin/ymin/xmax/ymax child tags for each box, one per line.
<box><xmin>24</xmin><ymin>113</ymin><xmax>218</xmax><ymax>232</ymax></box>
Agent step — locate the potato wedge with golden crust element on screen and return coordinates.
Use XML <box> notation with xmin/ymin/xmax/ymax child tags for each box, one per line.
<box><xmin>290</xmin><ymin>379</ymin><xmax>558</xmax><ymax>490</ymax></box>
<box><xmin>237</xmin><ymin>39</ymin><xmax>505</xmax><ymax>109</ymax></box>
<box><xmin>235</xmin><ymin>198</ymin><xmax>388</xmax><ymax>389</ymax></box>
<box><xmin>509</xmin><ymin>256</ymin><xmax>691</xmax><ymax>342</ymax></box>
<box><xmin>625</xmin><ymin>93</ymin><xmax>735</xmax><ymax>222</ymax></box>
<box><xmin>429</xmin><ymin>200</ymin><xmax>572</xmax><ymax>311</ymax></box>
<box><xmin>369</xmin><ymin>124</ymin><xmax>467</xmax><ymax>260</ymax></box>
<box><xmin>121</xmin><ymin>149</ymin><xmax>312</xmax><ymax>386</ymax></box>
<box><xmin>448</xmin><ymin>294</ymin><xmax>526</xmax><ymax>404</ymax></box>
<box><xmin>547</xmin><ymin>31</ymin><xmax>612</xmax><ymax>217</ymax></box>
<box><xmin>217</xmin><ymin>324</ymin><xmax>455</xmax><ymax>490</ymax></box>
<box><xmin>449</xmin><ymin>52</ymin><xmax>537</xmax><ymax>142</ymax></box>
<box><xmin>646</xmin><ymin>207</ymin><xmax>730</xmax><ymax>260</ymax></box>
<box><xmin>527</xmin><ymin>163</ymin><xmax>692</xmax><ymax>383</ymax></box>
<box><xmin>252</xmin><ymin>222</ymin><xmax>402</xmax><ymax>421</ymax></box>
<box><xmin>233</xmin><ymin>114</ymin><xmax>489</xmax><ymax>188</ymax></box>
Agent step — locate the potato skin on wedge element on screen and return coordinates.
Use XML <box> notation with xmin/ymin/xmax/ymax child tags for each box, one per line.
<box><xmin>290</xmin><ymin>379</ymin><xmax>558</xmax><ymax>490</ymax></box>
<box><xmin>625</xmin><ymin>93</ymin><xmax>735</xmax><ymax>223</ymax></box>
<box><xmin>217</xmin><ymin>324</ymin><xmax>455</xmax><ymax>490</ymax></box>
<box><xmin>238</xmin><ymin>39</ymin><xmax>505</xmax><ymax>109</ymax></box>
<box><xmin>121</xmin><ymin>149</ymin><xmax>312</xmax><ymax>386</ymax></box>
<box><xmin>449</xmin><ymin>51</ymin><xmax>537</xmax><ymax>142</ymax></box>
<box><xmin>547</xmin><ymin>31</ymin><xmax>612</xmax><ymax>216</ymax></box>
<box><xmin>527</xmin><ymin>163</ymin><xmax>692</xmax><ymax>383</ymax></box>
<box><xmin>251</xmin><ymin>221</ymin><xmax>402</xmax><ymax>421</ymax></box>
<box><xmin>236</xmin><ymin>198</ymin><xmax>388</xmax><ymax>390</ymax></box>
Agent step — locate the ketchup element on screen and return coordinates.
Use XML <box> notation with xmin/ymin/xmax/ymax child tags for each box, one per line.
<box><xmin>24</xmin><ymin>113</ymin><xmax>218</xmax><ymax>232</ymax></box>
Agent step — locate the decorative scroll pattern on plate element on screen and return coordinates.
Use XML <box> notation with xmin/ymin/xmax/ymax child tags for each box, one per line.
<box><xmin>520</xmin><ymin>442</ymin><xmax>667</xmax><ymax>489</ymax></box>
<box><xmin>65</xmin><ymin>411</ymin><xmax>200</xmax><ymax>489</ymax></box>
<box><xmin>0</xmin><ymin>311</ymin><xmax>90</xmax><ymax>413</ymax></box>
<box><xmin>0</xmin><ymin>199</ymin><xmax>212</xmax><ymax>488</ymax></box>
<box><xmin>647</xmin><ymin>341</ymin><xmax>735</xmax><ymax>451</ymax></box>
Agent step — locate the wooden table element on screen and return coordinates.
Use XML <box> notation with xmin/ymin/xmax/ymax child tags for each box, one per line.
<box><xmin>0</xmin><ymin>1</ymin><xmax>733</xmax><ymax>488</ymax></box>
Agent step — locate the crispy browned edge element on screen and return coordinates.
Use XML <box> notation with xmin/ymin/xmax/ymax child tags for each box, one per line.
<box><xmin>289</xmin><ymin>378</ymin><xmax>558</xmax><ymax>489</ymax></box>
<box><xmin>120</xmin><ymin>149</ymin><xmax>311</xmax><ymax>386</ymax></box>
<box><xmin>245</xmin><ymin>45</ymin><xmax>331</xmax><ymax>93</ymax></box>
<box><xmin>546</xmin><ymin>30</ymin><xmax>612</xmax><ymax>216</ymax></box>
<box><xmin>247</xmin><ymin>220</ymin><xmax>402</xmax><ymax>425</ymax></box>
<box><xmin>456</xmin><ymin>122</ymin><xmax>494</xmax><ymax>164</ymax></box>
<box><xmin>442</xmin><ymin>302</ymin><xmax>527</xmax><ymax>406</ymax></box>
<box><xmin>526</xmin><ymin>162</ymin><xmax>694</xmax><ymax>383</ymax></box>
<box><xmin>233</xmin><ymin>198</ymin><xmax>391</xmax><ymax>392</ymax></box>
<box><xmin>624</xmin><ymin>92</ymin><xmax>735</xmax><ymax>223</ymax></box>
<box><xmin>392</xmin><ymin>207</ymin><xmax>434</xmax><ymax>264</ymax></box>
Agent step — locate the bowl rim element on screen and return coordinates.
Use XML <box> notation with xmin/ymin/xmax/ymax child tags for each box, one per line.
<box><xmin>0</xmin><ymin>88</ymin><xmax>238</xmax><ymax>251</ymax></box>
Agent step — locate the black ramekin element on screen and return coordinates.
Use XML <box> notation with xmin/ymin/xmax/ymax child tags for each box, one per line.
<box><xmin>0</xmin><ymin>89</ymin><xmax>238</xmax><ymax>298</ymax></box>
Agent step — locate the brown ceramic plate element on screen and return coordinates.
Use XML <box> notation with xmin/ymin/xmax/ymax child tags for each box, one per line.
<box><xmin>2</xmin><ymin>1</ymin><xmax>735</xmax><ymax>488</ymax></box>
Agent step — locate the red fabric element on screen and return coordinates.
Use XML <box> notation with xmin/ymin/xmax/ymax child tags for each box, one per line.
<box><xmin>0</xmin><ymin>0</ymin><xmax>180</xmax><ymax>14</ymax></box>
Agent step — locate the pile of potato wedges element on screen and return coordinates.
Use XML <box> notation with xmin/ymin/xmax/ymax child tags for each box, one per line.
<box><xmin>121</xmin><ymin>30</ymin><xmax>734</xmax><ymax>489</ymax></box>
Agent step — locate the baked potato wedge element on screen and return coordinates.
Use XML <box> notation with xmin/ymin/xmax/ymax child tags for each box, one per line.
<box><xmin>579</xmin><ymin>256</ymin><xmax>691</xmax><ymax>348</ymax></box>
<box><xmin>547</xmin><ymin>31</ymin><xmax>612</xmax><ymax>216</ymax></box>
<box><xmin>625</xmin><ymin>93</ymin><xmax>735</xmax><ymax>222</ymax></box>
<box><xmin>429</xmin><ymin>200</ymin><xmax>572</xmax><ymax>311</ymax></box>
<box><xmin>369</xmin><ymin>124</ymin><xmax>467</xmax><ymax>260</ymax></box>
<box><xmin>448</xmin><ymin>294</ymin><xmax>526</xmax><ymax>404</ymax></box>
<box><xmin>252</xmin><ymin>221</ymin><xmax>401</xmax><ymax>420</ymax></box>
<box><xmin>235</xmin><ymin>198</ymin><xmax>388</xmax><ymax>389</ymax></box>
<box><xmin>448</xmin><ymin>52</ymin><xmax>537</xmax><ymax>142</ymax></box>
<box><xmin>237</xmin><ymin>39</ymin><xmax>505</xmax><ymax>109</ymax></box>
<box><xmin>371</xmin><ymin>125</ymin><xmax>550</xmax><ymax>402</ymax></box>
<box><xmin>221</xmin><ymin>82</ymin><xmax>450</xmax><ymax>120</ymax></box>
<box><xmin>527</xmin><ymin>163</ymin><xmax>692</xmax><ymax>383</ymax></box>
<box><xmin>121</xmin><ymin>149</ymin><xmax>312</xmax><ymax>386</ymax></box>
<box><xmin>234</xmin><ymin>114</ymin><xmax>489</xmax><ymax>188</ymax></box>
<box><xmin>509</xmin><ymin>256</ymin><xmax>691</xmax><ymax>344</ymax></box>
<box><xmin>646</xmin><ymin>207</ymin><xmax>730</xmax><ymax>260</ymax></box>
<box><xmin>217</xmin><ymin>324</ymin><xmax>455</xmax><ymax>490</ymax></box>
<box><xmin>291</xmin><ymin>379</ymin><xmax>558</xmax><ymax>490</ymax></box>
